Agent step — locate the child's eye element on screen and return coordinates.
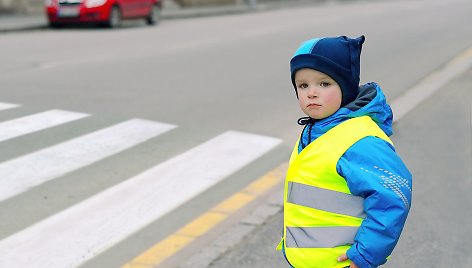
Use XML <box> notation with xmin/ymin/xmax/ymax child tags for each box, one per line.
<box><xmin>320</xmin><ymin>81</ymin><xmax>331</xmax><ymax>87</ymax></box>
<box><xmin>298</xmin><ymin>83</ymin><xmax>309</xmax><ymax>89</ymax></box>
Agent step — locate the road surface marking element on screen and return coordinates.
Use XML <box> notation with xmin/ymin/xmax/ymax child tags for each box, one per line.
<box><xmin>391</xmin><ymin>46</ymin><xmax>472</xmax><ymax>122</ymax></box>
<box><xmin>122</xmin><ymin>164</ymin><xmax>285</xmax><ymax>268</ymax></box>
<box><xmin>0</xmin><ymin>109</ymin><xmax>89</xmax><ymax>142</ymax></box>
<box><xmin>0</xmin><ymin>119</ymin><xmax>176</xmax><ymax>202</ymax></box>
<box><xmin>0</xmin><ymin>102</ymin><xmax>20</xmax><ymax>111</ymax></box>
<box><xmin>0</xmin><ymin>131</ymin><xmax>281</xmax><ymax>268</ymax></box>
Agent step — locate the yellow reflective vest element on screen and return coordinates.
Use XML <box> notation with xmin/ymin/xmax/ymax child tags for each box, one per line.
<box><xmin>279</xmin><ymin>116</ymin><xmax>393</xmax><ymax>268</ymax></box>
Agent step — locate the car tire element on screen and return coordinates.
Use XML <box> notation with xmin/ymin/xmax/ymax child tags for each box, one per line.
<box><xmin>146</xmin><ymin>4</ymin><xmax>161</xmax><ymax>25</ymax></box>
<box><xmin>106</xmin><ymin>5</ymin><xmax>121</xmax><ymax>28</ymax></box>
<box><xmin>49</xmin><ymin>22</ymin><xmax>63</xmax><ymax>28</ymax></box>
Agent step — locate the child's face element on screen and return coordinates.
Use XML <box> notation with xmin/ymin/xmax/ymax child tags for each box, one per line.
<box><xmin>294</xmin><ymin>68</ymin><xmax>342</xmax><ymax>120</ymax></box>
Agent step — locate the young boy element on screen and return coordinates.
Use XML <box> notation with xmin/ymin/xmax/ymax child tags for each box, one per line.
<box><xmin>277</xmin><ymin>36</ymin><xmax>412</xmax><ymax>268</ymax></box>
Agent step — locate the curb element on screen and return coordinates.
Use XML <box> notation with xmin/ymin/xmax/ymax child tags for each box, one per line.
<box><xmin>0</xmin><ymin>5</ymin><xmax>254</xmax><ymax>33</ymax></box>
<box><xmin>0</xmin><ymin>0</ymin><xmax>326</xmax><ymax>33</ymax></box>
<box><xmin>161</xmin><ymin>4</ymin><xmax>251</xmax><ymax>20</ymax></box>
<box><xmin>0</xmin><ymin>15</ymin><xmax>48</xmax><ymax>33</ymax></box>
<box><xmin>391</xmin><ymin>46</ymin><xmax>472</xmax><ymax>122</ymax></box>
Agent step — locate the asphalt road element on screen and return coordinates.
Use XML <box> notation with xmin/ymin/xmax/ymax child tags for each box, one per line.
<box><xmin>0</xmin><ymin>0</ymin><xmax>471</xmax><ymax>267</ymax></box>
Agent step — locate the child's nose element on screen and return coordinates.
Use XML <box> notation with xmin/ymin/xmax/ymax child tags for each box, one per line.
<box><xmin>307</xmin><ymin>87</ymin><xmax>318</xmax><ymax>97</ymax></box>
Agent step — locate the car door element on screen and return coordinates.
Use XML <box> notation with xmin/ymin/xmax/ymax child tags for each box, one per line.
<box><xmin>134</xmin><ymin>0</ymin><xmax>153</xmax><ymax>17</ymax></box>
<box><xmin>118</xmin><ymin>0</ymin><xmax>138</xmax><ymax>18</ymax></box>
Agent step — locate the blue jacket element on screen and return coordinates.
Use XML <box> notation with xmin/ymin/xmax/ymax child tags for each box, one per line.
<box><xmin>297</xmin><ymin>83</ymin><xmax>412</xmax><ymax>268</ymax></box>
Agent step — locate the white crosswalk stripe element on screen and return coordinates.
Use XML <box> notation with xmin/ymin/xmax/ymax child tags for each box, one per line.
<box><xmin>0</xmin><ymin>102</ymin><xmax>20</xmax><ymax>111</ymax></box>
<box><xmin>0</xmin><ymin>110</ymin><xmax>89</xmax><ymax>142</ymax></box>
<box><xmin>0</xmin><ymin>118</ymin><xmax>176</xmax><ymax>202</ymax></box>
<box><xmin>0</xmin><ymin>131</ymin><xmax>281</xmax><ymax>268</ymax></box>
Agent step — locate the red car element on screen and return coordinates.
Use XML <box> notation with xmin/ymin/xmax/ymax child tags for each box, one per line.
<box><xmin>45</xmin><ymin>0</ymin><xmax>161</xmax><ymax>28</ymax></box>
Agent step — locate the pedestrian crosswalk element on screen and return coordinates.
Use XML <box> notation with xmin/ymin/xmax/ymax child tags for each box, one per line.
<box><xmin>0</xmin><ymin>118</ymin><xmax>176</xmax><ymax>203</ymax></box>
<box><xmin>0</xmin><ymin>102</ymin><xmax>282</xmax><ymax>267</ymax></box>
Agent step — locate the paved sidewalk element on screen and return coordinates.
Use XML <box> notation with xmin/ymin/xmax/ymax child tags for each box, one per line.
<box><xmin>0</xmin><ymin>0</ymin><xmax>323</xmax><ymax>33</ymax></box>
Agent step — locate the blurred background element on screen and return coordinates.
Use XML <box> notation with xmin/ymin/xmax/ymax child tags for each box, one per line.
<box><xmin>0</xmin><ymin>0</ymin><xmax>471</xmax><ymax>267</ymax></box>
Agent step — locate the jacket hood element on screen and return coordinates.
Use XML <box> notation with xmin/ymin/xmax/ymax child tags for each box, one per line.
<box><xmin>343</xmin><ymin>82</ymin><xmax>393</xmax><ymax>135</ymax></box>
<box><xmin>301</xmin><ymin>82</ymin><xmax>393</xmax><ymax>137</ymax></box>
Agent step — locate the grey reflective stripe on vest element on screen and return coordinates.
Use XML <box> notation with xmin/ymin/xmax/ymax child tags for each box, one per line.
<box><xmin>286</xmin><ymin>226</ymin><xmax>358</xmax><ymax>248</ymax></box>
<box><xmin>287</xmin><ymin>182</ymin><xmax>366</xmax><ymax>218</ymax></box>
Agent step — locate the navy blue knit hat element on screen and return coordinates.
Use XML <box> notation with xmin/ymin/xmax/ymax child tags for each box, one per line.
<box><xmin>290</xmin><ymin>35</ymin><xmax>365</xmax><ymax>106</ymax></box>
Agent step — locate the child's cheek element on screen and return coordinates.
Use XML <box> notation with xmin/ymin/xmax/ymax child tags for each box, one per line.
<box><xmin>325</xmin><ymin>91</ymin><xmax>342</xmax><ymax>107</ymax></box>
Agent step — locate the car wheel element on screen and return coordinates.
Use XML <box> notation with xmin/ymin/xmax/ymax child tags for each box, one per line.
<box><xmin>146</xmin><ymin>4</ymin><xmax>161</xmax><ymax>25</ymax></box>
<box><xmin>49</xmin><ymin>22</ymin><xmax>63</xmax><ymax>28</ymax></box>
<box><xmin>106</xmin><ymin>6</ymin><xmax>121</xmax><ymax>28</ymax></box>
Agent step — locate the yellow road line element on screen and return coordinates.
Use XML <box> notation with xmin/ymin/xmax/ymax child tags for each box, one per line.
<box><xmin>122</xmin><ymin>163</ymin><xmax>287</xmax><ymax>268</ymax></box>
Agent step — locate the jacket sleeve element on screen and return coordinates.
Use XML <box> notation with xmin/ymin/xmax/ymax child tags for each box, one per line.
<box><xmin>336</xmin><ymin>136</ymin><xmax>412</xmax><ymax>268</ymax></box>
